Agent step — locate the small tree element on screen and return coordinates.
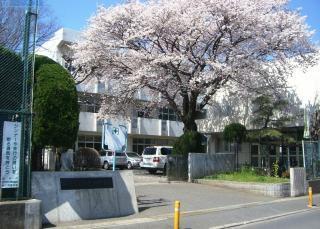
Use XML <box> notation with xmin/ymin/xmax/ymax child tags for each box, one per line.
<box><xmin>223</xmin><ymin>123</ymin><xmax>246</xmax><ymax>169</ymax></box>
<box><xmin>251</xmin><ymin>95</ymin><xmax>290</xmax><ymax>129</ymax></box>
<box><xmin>32</xmin><ymin>62</ymin><xmax>79</xmax><ymax>170</ymax></box>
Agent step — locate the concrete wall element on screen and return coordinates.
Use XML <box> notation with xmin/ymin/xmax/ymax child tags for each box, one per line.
<box><xmin>0</xmin><ymin>199</ymin><xmax>41</xmax><ymax>229</ymax></box>
<box><xmin>188</xmin><ymin>153</ymin><xmax>234</xmax><ymax>181</ymax></box>
<box><xmin>32</xmin><ymin>170</ymin><xmax>138</xmax><ymax>225</ymax></box>
<box><xmin>196</xmin><ymin>179</ymin><xmax>290</xmax><ymax>198</ymax></box>
<box><xmin>290</xmin><ymin>167</ymin><xmax>307</xmax><ymax>197</ymax></box>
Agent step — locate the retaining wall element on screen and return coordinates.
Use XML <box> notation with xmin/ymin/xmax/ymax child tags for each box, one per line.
<box><xmin>0</xmin><ymin>199</ymin><xmax>41</xmax><ymax>229</ymax></box>
<box><xmin>32</xmin><ymin>170</ymin><xmax>138</xmax><ymax>225</ymax></box>
<box><xmin>195</xmin><ymin>179</ymin><xmax>290</xmax><ymax>197</ymax></box>
<box><xmin>188</xmin><ymin>153</ymin><xmax>234</xmax><ymax>182</ymax></box>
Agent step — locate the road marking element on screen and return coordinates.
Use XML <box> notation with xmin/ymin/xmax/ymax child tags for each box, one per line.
<box><xmin>210</xmin><ymin>207</ymin><xmax>320</xmax><ymax>229</ymax></box>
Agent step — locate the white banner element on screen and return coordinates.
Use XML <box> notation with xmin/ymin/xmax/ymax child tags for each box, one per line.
<box><xmin>104</xmin><ymin>123</ymin><xmax>127</xmax><ymax>152</ymax></box>
<box><xmin>1</xmin><ymin>121</ymin><xmax>21</xmax><ymax>188</ymax></box>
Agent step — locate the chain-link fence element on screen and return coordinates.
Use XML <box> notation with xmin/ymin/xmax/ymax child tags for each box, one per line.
<box><xmin>303</xmin><ymin>140</ymin><xmax>320</xmax><ymax>180</ymax></box>
<box><xmin>0</xmin><ymin>0</ymin><xmax>38</xmax><ymax>200</ymax></box>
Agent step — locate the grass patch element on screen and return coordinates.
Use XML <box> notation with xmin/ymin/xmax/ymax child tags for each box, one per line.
<box><xmin>205</xmin><ymin>168</ymin><xmax>289</xmax><ymax>183</ymax></box>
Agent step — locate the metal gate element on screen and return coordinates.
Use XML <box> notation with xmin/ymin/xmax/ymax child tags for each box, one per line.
<box><xmin>167</xmin><ymin>155</ymin><xmax>188</xmax><ymax>181</ymax></box>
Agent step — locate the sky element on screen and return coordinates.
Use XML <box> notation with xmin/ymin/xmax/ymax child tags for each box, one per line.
<box><xmin>47</xmin><ymin>0</ymin><xmax>320</xmax><ymax>43</ymax></box>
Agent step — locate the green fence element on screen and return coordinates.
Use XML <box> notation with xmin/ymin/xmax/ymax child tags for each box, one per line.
<box><xmin>0</xmin><ymin>0</ymin><xmax>38</xmax><ymax>200</ymax></box>
<box><xmin>303</xmin><ymin>140</ymin><xmax>320</xmax><ymax>180</ymax></box>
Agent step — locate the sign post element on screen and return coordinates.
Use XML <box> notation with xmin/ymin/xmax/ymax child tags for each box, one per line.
<box><xmin>1</xmin><ymin>122</ymin><xmax>22</xmax><ymax>189</ymax></box>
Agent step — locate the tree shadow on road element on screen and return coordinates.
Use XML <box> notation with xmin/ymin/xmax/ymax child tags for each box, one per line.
<box><xmin>137</xmin><ymin>195</ymin><xmax>171</xmax><ymax>212</ymax></box>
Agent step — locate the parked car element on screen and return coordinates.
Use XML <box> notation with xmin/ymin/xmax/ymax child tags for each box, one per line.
<box><xmin>140</xmin><ymin>146</ymin><xmax>173</xmax><ymax>174</ymax></box>
<box><xmin>124</xmin><ymin>152</ymin><xmax>142</xmax><ymax>169</ymax></box>
<box><xmin>99</xmin><ymin>150</ymin><xmax>127</xmax><ymax>170</ymax></box>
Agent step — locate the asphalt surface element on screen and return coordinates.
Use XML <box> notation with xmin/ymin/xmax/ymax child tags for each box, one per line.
<box><xmin>54</xmin><ymin>170</ymin><xmax>320</xmax><ymax>229</ymax></box>
<box><xmin>135</xmin><ymin>182</ymin><xmax>274</xmax><ymax>217</ymax></box>
<box><xmin>109</xmin><ymin>195</ymin><xmax>319</xmax><ymax>229</ymax></box>
<box><xmin>237</xmin><ymin>207</ymin><xmax>320</xmax><ymax>229</ymax></box>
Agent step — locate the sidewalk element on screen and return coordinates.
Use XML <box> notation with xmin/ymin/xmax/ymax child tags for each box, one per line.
<box><xmin>54</xmin><ymin>194</ymin><xmax>319</xmax><ymax>229</ymax></box>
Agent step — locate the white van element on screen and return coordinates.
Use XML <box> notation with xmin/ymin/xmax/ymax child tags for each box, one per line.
<box><xmin>140</xmin><ymin>146</ymin><xmax>173</xmax><ymax>174</ymax></box>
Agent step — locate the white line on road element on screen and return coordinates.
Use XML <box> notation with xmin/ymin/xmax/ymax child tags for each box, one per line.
<box><xmin>210</xmin><ymin>207</ymin><xmax>320</xmax><ymax>229</ymax></box>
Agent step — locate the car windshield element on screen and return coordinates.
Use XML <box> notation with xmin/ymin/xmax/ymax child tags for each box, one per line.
<box><xmin>126</xmin><ymin>153</ymin><xmax>140</xmax><ymax>157</ymax></box>
<box><xmin>143</xmin><ymin>147</ymin><xmax>157</xmax><ymax>155</ymax></box>
<box><xmin>115</xmin><ymin>152</ymin><xmax>125</xmax><ymax>156</ymax></box>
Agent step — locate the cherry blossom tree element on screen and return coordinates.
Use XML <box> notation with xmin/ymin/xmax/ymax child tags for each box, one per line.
<box><xmin>73</xmin><ymin>0</ymin><xmax>316</xmax><ymax>132</ymax></box>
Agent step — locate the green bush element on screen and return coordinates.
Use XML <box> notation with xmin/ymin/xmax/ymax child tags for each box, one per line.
<box><xmin>173</xmin><ymin>131</ymin><xmax>205</xmax><ymax>155</ymax></box>
<box><xmin>34</xmin><ymin>55</ymin><xmax>58</xmax><ymax>73</ymax></box>
<box><xmin>0</xmin><ymin>46</ymin><xmax>23</xmax><ymax>110</ymax></box>
<box><xmin>74</xmin><ymin>147</ymin><xmax>101</xmax><ymax>171</ymax></box>
<box><xmin>33</xmin><ymin>63</ymin><xmax>79</xmax><ymax>148</ymax></box>
<box><xmin>223</xmin><ymin>123</ymin><xmax>246</xmax><ymax>143</ymax></box>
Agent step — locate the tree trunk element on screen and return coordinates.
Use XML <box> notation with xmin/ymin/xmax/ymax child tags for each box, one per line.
<box><xmin>182</xmin><ymin>91</ymin><xmax>198</xmax><ymax>132</ymax></box>
<box><xmin>183</xmin><ymin>117</ymin><xmax>197</xmax><ymax>132</ymax></box>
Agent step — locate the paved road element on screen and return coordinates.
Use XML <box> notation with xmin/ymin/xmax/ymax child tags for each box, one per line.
<box><xmin>135</xmin><ymin>182</ymin><xmax>275</xmax><ymax>217</ymax></box>
<box><xmin>237</xmin><ymin>207</ymin><xmax>320</xmax><ymax>229</ymax></box>
<box><xmin>108</xmin><ymin>195</ymin><xmax>319</xmax><ymax>229</ymax></box>
<box><xmin>54</xmin><ymin>172</ymin><xmax>320</xmax><ymax>229</ymax></box>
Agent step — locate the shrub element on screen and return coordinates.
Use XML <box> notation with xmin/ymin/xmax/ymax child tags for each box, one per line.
<box><xmin>33</xmin><ymin>63</ymin><xmax>79</xmax><ymax>148</ymax></box>
<box><xmin>223</xmin><ymin>123</ymin><xmax>247</xmax><ymax>143</ymax></box>
<box><xmin>0</xmin><ymin>46</ymin><xmax>23</xmax><ymax>111</ymax></box>
<box><xmin>173</xmin><ymin>131</ymin><xmax>205</xmax><ymax>155</ymax></box>
<box><xmin>281</xmin><ymin>170</ymin><xmax>290</xmax><ymax>179</ymax></box>
<box><xmin>272</xmin><ymin>160</ymin><xmax>279</xmax><ymax>178</ymax></box>
<box><xmin>73</xmin><ymin>147</ymin><xmax>101</xmax><ymax>171</ymax></box>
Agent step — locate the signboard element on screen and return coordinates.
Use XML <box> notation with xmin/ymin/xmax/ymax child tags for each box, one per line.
<box><xmin>103</xmin><ymin>122</ymin><xmax>127</xmax><ymax>152</ymax></box>
<box><xmin>1</xmin><ymin>121</ymin><xmax>21</xmax><ymax>188</ymax></box>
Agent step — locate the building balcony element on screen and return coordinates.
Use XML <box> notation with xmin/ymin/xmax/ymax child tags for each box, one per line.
<box><xmin>79</xmin><ymin>112</ymin><xmax>183</xmax><ymax>137</ymax></box>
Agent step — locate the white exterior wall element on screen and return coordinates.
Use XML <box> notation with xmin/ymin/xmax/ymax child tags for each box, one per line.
<box><xmin>238</xmin><ymin>142</ymin><xmax>250</xmax><ymax>165</ymax></box>
<box><xmin>169</xmin><ymin>121</ymin><xmax>184</xmax><ymax>137</ymax></box>
<box><xmin>207</xmin><ymin>134</ymin><xmax>251</xmax><ymax>165</ymax></box>
<box><xmin>79</xmin><ymin>112</ymin><xmax>98</xmax><ymax>132</ymax></box>
<box><xmin>79</xmin><ymin>113</ymin><xmax>183</xmax><ymax>138</ymax></box>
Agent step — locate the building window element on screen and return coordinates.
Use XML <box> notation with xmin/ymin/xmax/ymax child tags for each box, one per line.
<box><xmin>79</xmin><ymin>103</ymin><xmax>100</xmax><ymax>113</ymax></box>
<box><xmin>77</xmin><ymin>135</ymin><xmax>102</xmax><ymax>151</ymax></box>
<box><xmin>158</xmin><ymin>107</ymin><xmax>179</xmax><ymax>121</ymax></box>
<box><xmin>251</xmin><ymin>144</ymin><xmax>259</xmax><ymax>167</ymax></box>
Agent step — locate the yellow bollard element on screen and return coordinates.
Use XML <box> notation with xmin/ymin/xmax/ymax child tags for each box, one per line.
<box><xmin>308</xmin><ymin>187</ymin><xmax>313</xmax><ymax>208</ymax></box>
<box><xmin>174</xmin><ymin>201</ymin><xmax>180</xmax><ymax>229</ymax></box>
